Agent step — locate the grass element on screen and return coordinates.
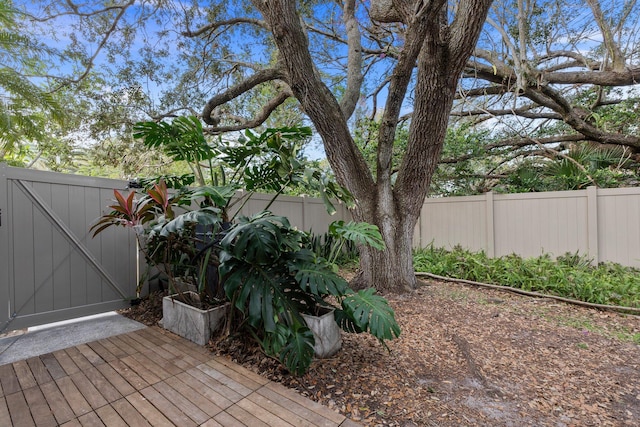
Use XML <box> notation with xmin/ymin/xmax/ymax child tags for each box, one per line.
<box><xmin>413</xmin><ymin>245</ymin><xmax>640</xmax><ymax>309</ymax></box>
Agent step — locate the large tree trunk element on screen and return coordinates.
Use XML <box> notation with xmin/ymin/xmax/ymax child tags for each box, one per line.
<box><xmin>254</xmin><ymin>0</ymin><xmax>492</xmax><ymax>293</ymax></box>
<box><xmin>351</xmin><ymin>203</ymin><xmax>418</xmax><ymax>293</ymax></box>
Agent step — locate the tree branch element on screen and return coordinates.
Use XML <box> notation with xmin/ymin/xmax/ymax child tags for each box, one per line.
<box><xmin>252</xmin><ymin>0</ymin><xmax>375</xmax><ymax>203</ymax></box>
<box><xmin>202</xmin><ymin>66</ymin><xmax>286</xmax><ymax>125</ymax></box>
<box><xmin>205</xmin><ymin>89</ymin><xmax>293</xmax><ymax>133</ymax></box>
<box><xmin>182</xmin><ymin>17</ymin><xmax>268</xmax><ymax>37</ymax></box>
<box><xmin>339</xmin><ymin>0</ymin><xmax>364</xmax><ymax>119</ymax></box>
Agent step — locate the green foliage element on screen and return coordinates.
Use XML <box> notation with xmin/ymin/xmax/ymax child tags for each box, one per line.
<box><xmin>0</xmin><ymin>0</ymin><xmax>68</xmax><ymax>164</ymax></box>
<box><xmin>308</xmin><ymin>220</ymin><xmax>385</xmax><ymax>271</ymax></box>
<box><xmin>341</xmin><ymin>288</ymin><xmax>401</xmax><ymax>347</ymax></box>
<box><xmin>133</xmin><ymin>117</ymin><xmax>353</xmax><ymax>215</ymax></box>
<box><xmin>219</xmin><ymin>211</ymin><xmax>400</xmax><ymax>375</ymax></box>
<box><xmin>414</xmin><ymin>246</ymin><xmax>640</xmax><ymax>308</ymax></box>
<box><xmin>94</xmin><ymin>121</ymin><xmax>398</xmax><ymax>375</ymax></box>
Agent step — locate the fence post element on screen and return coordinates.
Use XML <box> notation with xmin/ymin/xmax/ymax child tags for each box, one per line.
<box><xmin>301</xmin><ymin>195</ymin><xmax>308</xmax><ymax>231</ymax></box>
<box><xmin>586</xmin><ymin>186</ymin><xmax>599</xmax><ymax>264</ymax></box>
<box><xmin>0</xmin><ymin>164</ymin><xmax>12</xmax><ymax>331</ymax></box>
<box><xmin>485</xmin><ymin>191</ymin><xmax>495</xmax><ymax>257</ymax></box>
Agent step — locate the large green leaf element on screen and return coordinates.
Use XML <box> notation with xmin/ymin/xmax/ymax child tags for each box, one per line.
<box><xmin>133</xmin><ymin>117</ymin><xmax>215</xmax><ymax>163</ymax></box>
<box><xmin>159</xmin><ymin>207</ymin><xmax>221</xmax><ymax>237</ymax></box>
<box><xmin>329</xmin><ymin>221</ymin><xmax>385</xmax><ymax>251</ymax></box>
<box><xmin>293</xmin><ymin>260</ymin><xmax>349</xmax><ymax>297</ymax></box>
<box><xmin>278</xmin><ymin>324</ymin><xmax>315</xmax><ymax>376</ymax></box>
<box><xmin>342</xmin><ymin>288</ymin><xmax>401</xmax><ymax>343</ymax></box>
<box><xmin>190</xmin><ymin>185</ymin><xmax>238</xmax><ymax>208</ymax></box>
<box><xmin>220</xmin><ymin>212</ymin><xmax>291</xmax><ymax>265</ymax></box>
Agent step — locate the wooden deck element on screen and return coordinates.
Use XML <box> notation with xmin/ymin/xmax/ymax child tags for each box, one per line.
<box><xmin>0</xmin><ymin>327</ymin><xmax>360</xmax><ymax>426</ymax></box>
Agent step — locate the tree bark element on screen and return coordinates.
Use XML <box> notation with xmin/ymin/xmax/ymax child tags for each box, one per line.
<box><xmin>252</xmin><ymin>0</ymin><xmax>492</xmax><ymax>293</ymax></box>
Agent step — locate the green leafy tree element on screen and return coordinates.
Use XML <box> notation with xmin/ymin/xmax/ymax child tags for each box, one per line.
<box><xmin>0</xmin><ymin>0</ymin><xmax>67</xmax><ymax>165</ymax></box>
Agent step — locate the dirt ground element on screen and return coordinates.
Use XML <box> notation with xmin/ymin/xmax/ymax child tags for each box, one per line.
<box><xmin>120</xmin><ymin>279</ymin><xmax>640</xmax><ymax>426</ymax></box>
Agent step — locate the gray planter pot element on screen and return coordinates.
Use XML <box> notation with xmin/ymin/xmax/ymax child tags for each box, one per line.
<box><xmin>301</xmin><ymin>308</ymin><xmax>342</xmax><ymax>358</ymax></box>
<box><xmin>162</xmin><ymin>292</ymin><xmax>228</xmax><ymax>346</ymax></box>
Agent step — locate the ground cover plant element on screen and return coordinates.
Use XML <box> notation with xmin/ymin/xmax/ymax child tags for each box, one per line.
<box><xmin>414</xmin><ymin>245</ymin><xmax>640</xmax><ymax>309</ymax></box>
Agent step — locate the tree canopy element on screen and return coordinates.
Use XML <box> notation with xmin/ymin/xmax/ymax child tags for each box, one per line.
<box><xmin>0</xmin><ymin>0</ymin><xmax>67</xmax><ymax>167</ymax></box>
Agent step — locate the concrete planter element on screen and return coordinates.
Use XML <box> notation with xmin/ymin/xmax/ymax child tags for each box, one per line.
<box><xmin>162</xmin><ymin>292</ymin><xmax>228</xmax><ymax>346</ymax></box>
<box><xmin>301</xmin><ymin>308</ymin><xmax>342</xmax><ymax>358</ymax></box>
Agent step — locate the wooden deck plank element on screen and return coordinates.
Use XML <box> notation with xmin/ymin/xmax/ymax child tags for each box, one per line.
<box><xmin>196</xmin><ymin>363</ymin><xmax>254</xmax><ymax>396</ymax></box>
<box><xmin>92</xmin><ymin>363</ymin><xmax>136</xmax><ymax>400</ymax></box>
<box><xmin>256</xmin><ymin>384</ymin><xmax>344</xmax><ymax>426</ymax></box>
<box><xmin>213</xmin><ymin>356</ymin><xmax>270</xmax><ymax>386</ymax></box>
<box><xmin>0</xmin><ymin>396</ymin><xmax>10</xmax><ymax>423</ymax></box>
<box><xmin>263</xmin><ymin>382</ymin><xmax>345</xmax><ymax>424</ymax></box>
<box><xmin>165</xmin><ymin>374</ymin><xmax>223</xmax><ymax>417</ymax></box>
<box><xmin>178</xmin><ymin>369</ymin><xmax>236</xmax><ymax>409</ymax></box>
<box><xmin>64</xmin><ymin>347</ymin><xmax>93</xmax><ymax>371</ymax></box>
<box><xmin>123</xmin><ymin>329</ymin><xmax>157</xmax><ymax>350</ymax></box>
<box><xmin>0</xmin><ymin>364</ymin><xmax>21</xmax><ymax>395</ymax></box>
<box><xmin>111</xmin><ymin>397</ymin><xmax>152</xmax><ymax>427</ymax></box>
<box><xmin>160</xmin><ymin>342</ymin><xmax>205</xmax><ymax>366</ymax></box>
<box><xmin>39</xmin><ymin>353</ymin><xmax>67</xmax><ymax>380</ymax></box>
<box><xmin>104</xmin><ymin>336</ymin><xmax>137</xmax><ymax>356</ymax></box>
<box><xmin>153</xmin><ymin>381</ymin><xmax>210</xmax><ymax>424</ymax></box>
<box><xmin>134</xmin><ymin>328</ymin><xmax>171</xmax><ymax>346</ymax></box>
<box><xmin>59</xmin><ymin>419</ymin><xmax>82</xmax><ymax>427</ymax></box>
<box><xmin>162</xmin><ymin>337</ymin><xmax>213</xmax><ymax>363</ymax></box>
<box><xmin>86</xmin><ymin>341</ymin><xmax>117</xmax><ymax>362</ymax></box>
<box><xmin>84</xmin><ymin>365</ymin><xmax>125</xmax><ymax>403</ymax></box>
<box><xmin>5</xmin><ymin>392</ymin><xmax>36</xmax><ymax>427</ymax></box>
<box><xmin>75</xmin><ymin>343</ymin><xmax>104</xmax><ymax>366</ymax></box>
<box><xmin>128</xmin><ymin>350</ymin><xmax>172</xmax><ymax>380</ymax></box>
<box><xmin>236</xmin><ymin>396</ymin><xmax>296</xmax><ymax>427</ymax></box>
<box><xmin>139</xmin><ymin>386</ymin><xmax>198</xmax><ymax>427</ymax></box>
<box><xmin>120</xmin><ymin>354</ymin><xmax>163</xmax><ymax>384</ymax></box>
<box><xmin>26</xmin><ymin>356</ymin><xmax>53</xmax><ymax>385</ymax></box>
<box><xmin>69</xmin><ymin>371</ymin><xmax>108</xmax><ymax>409</ymax></box>
<box><xmin>147</xmin><ymin>343</ymin><xmax>194</xmax><ymax>370</ymax></box>
<box><xmin>140</xmin><ymin>347</ymin><xmax>184</xmax><ymax>376</ymax></box>
<box><xmin>39</xmin><ymin>381</ymin><xmax>75</xmax><ymax>424</ymax></box>
<box><xmin>205</xmin><ymin>358</ymin><xmax>264</xmax><ymax>389</ymax></box>
<box><xmin>2</xmin><ymin>324</ymin><xmax>355</xmax><ymax>427</ymax></box>
<box><xmin>98</xmin><ymin>336</ymin><xmax>130</xmax><ymax>358</ymax></box>
<box><xmin>107</xmin><ymin>359</ymin><xmax>149</xmax><ymax>390</ymax></box>
<box><xmin>212</xmin><ymin>411</ymin><xmax>247</xmax><ymax>427</ymax></box>
<box><xmin>161</xmin><ymin>339</ymin><xmax>211</xmax><ymax>364</ymax></box>
<box><xmin>55</xmin><ymin>376</ymin><xmax>92</xmax><ymax>417</ymax></box>
<box><xmin>95</xmin><ymin>404</ymin><xmax>128</xmax><ymax>427</ymax></box>
<box><xmin>125</xmin><ymin>392</ymin><xmax>174</xmax><ymax>427</ymax></box>
<box><xmin>12</xmin><ymin>360</ymin><xmax>38</xmax><ymax>390</ymax></box>
<box><xmin>225</xmin><ymin>404</ymin><xmax>271</xmax><ymax>427</ymax></box>
<box><xmin>23</xmin><ymin>386</ymin><xmax>57</xmax><ymax>427</ymax></box>
<box><xmin>161</xmin><ymin>331</ymin><xmax>213</xmax><ymax>359</ymax></box>
<box><xmin>77</xmin><ymin>411</ymin><xmax>106</xmax><ymax>427</ymax></box>
<box><xmin>115</xmin><ymin>333</ymin><xmax>149</xmax><ymax>354</ymax></box>
<box><xmin>52</xmin><ymin>349</ymin><xmax>80</xmax><ymax>376</ymax></box>
<box><xmin>200</xmin><ymin>417</ymin><xmax>225</xmax><ymax>427</ymax></box>
<box><xmin>248</xmin><ymin>390</ymin><xmax>318</xmax><ymax>427</ymax></box>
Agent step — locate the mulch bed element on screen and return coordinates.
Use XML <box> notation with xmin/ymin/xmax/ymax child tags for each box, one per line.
<box><xmin>119</xmin><ymin>279</ymin><xmax>640</xmax><ymax>426</ymax></box>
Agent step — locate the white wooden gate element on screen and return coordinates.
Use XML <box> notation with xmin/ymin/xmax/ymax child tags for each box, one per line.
<box><xmin>0</xmin><ymin>164</ymin><xmax>138</xmax><ymax>332</ymax></box>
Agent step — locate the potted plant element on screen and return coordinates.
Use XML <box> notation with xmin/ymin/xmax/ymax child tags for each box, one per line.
<box><xmin>301</xmin><ymin>220</ymin><xmax>387</xmax><ymax>357</ymax></box>
<box><xmin>218</xmin><ymin>212</ymin><xmax>400</xmax><ymax>374</ymax></box>
<box><xmin>92</xmin><ymin>117</ymin><xmax>355</xmax><ymax>347</ymax></box>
